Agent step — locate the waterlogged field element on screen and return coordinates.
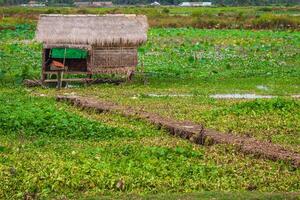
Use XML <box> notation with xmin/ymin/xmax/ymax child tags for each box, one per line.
<box><xmin>47</xmin><ymin>28</ymin><xmax>300</xmax><ymax>153</ymax></box>
<box><xmin>1</xmin><ymin>88</ymin><xmax>300</xmax><ymax>199</ymax></box>
<box><xmin>144</xmin><ymin>29</ymin><xmax>300</xmax><ymax>81</ymax></box>
<box><xmin>0</xmin><ymin>16</ymin><xmax>300</xmax><ymax>199</ymax></box>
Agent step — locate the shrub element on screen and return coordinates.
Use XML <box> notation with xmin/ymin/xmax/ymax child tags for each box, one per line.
<box><xmin>218</xmin><ymin>12</ymin><xmax>225</xmax><ymax>17</ymax></box>
<box><xmin>253</xmin><ymin>14</ymin><xmax>300</xmax><ymax>29</ymax></box>
<box><xmin>162</xmin><ymin>8</ymin><xmax>170</xmax><ymax>14</ymax></box>
<box><xmin>45</xmin><ymin>8</ymin><xmax>61</xmax><ymax>14</ymax></box>
<box><xmin>236</xmin><ymin>12</ymin><xmax>245</xmax><ymax>20</ymax></box>
<box><xmin>106</xmin><ymin>8</ymin><xmax>123</xmax><ymax>14</ymax></box>
<box><xmin>258</xmin><ymin>7</ymin><xmax>273</xmax><ymax>12</ymax></box>
<box><xmin>76</xmin><ymin>9</ymin><xmax>88</xmax><ymax>14</ymax></box>
<box><xmin>193</xmin><ymin>18</ymin><xmax>218</xmax><ymax>29</ymax></box>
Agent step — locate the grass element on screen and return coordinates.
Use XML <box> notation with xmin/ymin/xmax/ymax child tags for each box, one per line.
<box><xmin>31</xmin><ymin>27</ymin><xmax>299</xmax><ymax>152</ymax></box>
<box><xmin>41</xmin><ymin>82</ymin><xmax>300</xmax><ymax>153</ymax></box>
<box><xmin>0</xmin><ymin>6</ymin><xmax>300</xmax><ymax>29</ymax></box>
<box><xmin>1</xmin><ymin>24</ymin><xmax>300</xmax><ymax>86</ymax></box>
<box><xmin>1</xmin><ymin>18</ymin><xmax>299</xmax><ymax>150</ymax></box>
<box><xmin>0</xmin><ymin>88</ymin><xmax>300</xmax><ymax>199</ymax></box>
<box><xmin>0</xmin><ymin>10</ymin><xmax>300</xmax><ymax>199</ymax></box>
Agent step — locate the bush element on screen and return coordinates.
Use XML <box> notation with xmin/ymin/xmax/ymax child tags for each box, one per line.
<box><xmin>236</xmin><ymin>12</ymin><xmax>245</xmax><ymax>20</ymax></box>
<box><xmin>193</xmin><ymin>18</ymin><xmax>219</xmax><ymax>29</ymax></box>
<box><xmin>76</xmin><ymin>9</ymin><xmax>88</xmax><ymax>14</ymax></box>
<box><xmin>162</xmin><ymin>8</ymin><xmax>170</xmax><ymax>14</ymax></box>
<box><xmin>106</xmin><ymin>8</ymin><xmax>123</xmax><ymax>14</ymax></box>
<box><xmin>45</xmin><ymin>8</ymin><xmax>61</xmax><ymax>14</ymax></box>
<box><xmin>253</xmin><ymin>14</ymin><xmax>300</xmax><ymax>29</ymax></box>
<box><xmin>258</xmin><ymin>7</ymin><xmax>273</xmax><ymax>12</ymax></box>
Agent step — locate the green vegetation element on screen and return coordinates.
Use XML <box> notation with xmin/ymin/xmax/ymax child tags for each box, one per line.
<box><xmin>0</xmin><ymin>88</ymin><xmax>300</xmax><ymax>199</ymax></box>
<box><xmin>1</xmin><ymin>19</ymin><xmax>300</xmax><ymax>84</ymax></box>
<box><xmin>0</xmin><ymin>23</ymin><xmax>39</xmax><ymax>84</ymax></box>
<box><xmin>1</xmin><ymin>6</ymin><xmax>300</xmax><ymax>29</ymax></box>
<box><xmin>0</xmin><ymin>89</ymin><xmax>141</xmax><ymax>140</ymax></box>
<box><xmin>143</xmin><ymin>28</ymin><xmax>300</xmax><ymax>80</ymax></box>
<box><xmin>0</xmin><ymin>8</ymin><xmax>300</xmax><ymax>199</ymax></box>
<box><xmin>49</xmin><ymin>27</ymin><xmax>298</xmax><ymax>152</ymax></box>
<box><xmin>1</xmin><ymin>0</ymin><xmax>299</xmax><ymax>6</ymax></box>
<box><xmin>1</xmin><ymin>16</ymin><xmax>300</xmax><ymax>149</ymax></box>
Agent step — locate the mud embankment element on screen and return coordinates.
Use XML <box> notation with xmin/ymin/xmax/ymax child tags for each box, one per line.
<box><xmin>57</xmin><ymin>95</ymin><xmax>300</xmax><ymax>168</ymax></box>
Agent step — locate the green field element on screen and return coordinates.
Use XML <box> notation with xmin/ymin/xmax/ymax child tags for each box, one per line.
<box><xmin>1</xmin><ymin>5</ymin><xmax>300</xmax><ymax>29</ymax></box>
<box><xmin>0</xmin><ymin>9</ymin><xmax>300</xmax><ymax>199</ymax></box>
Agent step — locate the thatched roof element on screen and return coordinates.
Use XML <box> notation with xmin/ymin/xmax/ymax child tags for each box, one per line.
<box><xmin>36</xmin><ymin>14</ymin><xmax>148</xmax><ymax>48</ymax></box>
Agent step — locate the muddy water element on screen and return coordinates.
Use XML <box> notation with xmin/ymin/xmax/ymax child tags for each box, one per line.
<box><xmin>147</xmin><ymin>94</ymin><xmax>193</xmax><ymax>97</ymax></box>
<box><xmin>209</xmin><ymin>94</ymin><xmax>276</xmax><ymax>99</ymax></box>
<box><xmin>138</xmin><ymin>93</ymin><xmax>300</xmax><ymax>99</ymax></box>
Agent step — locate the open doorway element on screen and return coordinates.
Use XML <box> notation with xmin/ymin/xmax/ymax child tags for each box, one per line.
<box><xmin>45</xmin><ymin>48</ymin><xmax>88</xmax><ymax>73</ymax></box>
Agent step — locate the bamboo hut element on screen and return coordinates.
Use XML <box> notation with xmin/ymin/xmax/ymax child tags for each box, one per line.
<box><xmin>36</xmin><ymin>14</ymin><xmax>148</xmax><ymax>85</ymax></box>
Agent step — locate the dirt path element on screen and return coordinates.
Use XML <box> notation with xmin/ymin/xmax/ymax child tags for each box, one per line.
<box><xmin>57</xmin><ymin>95</ymin><xmax>300</xmax><ymax>168</ymax></box>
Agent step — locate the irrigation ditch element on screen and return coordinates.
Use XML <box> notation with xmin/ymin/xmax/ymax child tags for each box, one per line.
<box><xmin>57</xmin><ymin>95</ymin><xmax>300</xmax><ymax>168</ymax></box>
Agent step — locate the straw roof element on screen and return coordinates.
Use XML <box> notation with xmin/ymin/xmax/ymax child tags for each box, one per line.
<box><xmin>36</xmin><ymin>14</ymin><xmax>148</xmax><ymax>48</ymax></box>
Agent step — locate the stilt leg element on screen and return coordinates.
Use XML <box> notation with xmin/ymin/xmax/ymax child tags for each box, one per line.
<box><xmin>57</xmin><ymin>71</ymin><xmax>63</xmax><ymax>89</ymax></box>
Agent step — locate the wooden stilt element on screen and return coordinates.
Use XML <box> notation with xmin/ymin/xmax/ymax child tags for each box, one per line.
<box><xmin>57</xmin><ymin>71</ymin><xmax>63</xmax><ymax>89</ymax></box>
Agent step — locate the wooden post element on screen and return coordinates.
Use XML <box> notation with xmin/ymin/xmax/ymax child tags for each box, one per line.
<box><xmin>41</xmin><ymin>49</ymin><xmax>46</xmax><ymax>85</ymax></box>
<box><xmin>57</xmin><ymin>71</ymin><xmax>63</xmax><ymax>89</ymax></box>
<box><xmin>63</xmin><ymin>48</ymin><xmax>67</xmax><ymax>66</ymax></box>
<box><xmin>56</xmin><ymin>48</ymin><xmax>67</xmax><ymax>89</ymax></box>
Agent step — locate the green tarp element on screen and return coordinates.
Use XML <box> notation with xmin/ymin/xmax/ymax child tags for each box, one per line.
<box><xmin>51</xmin><ymin>48</ymin><xmax>87</xmax><ymax>59</ymax></box>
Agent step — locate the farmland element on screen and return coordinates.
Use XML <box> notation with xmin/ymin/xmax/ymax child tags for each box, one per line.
<box><xmin>1</xmin><ymin>5</ymin><xmax>300</xmax><ymax>29</ymax></box>
<box><xmin>0</xmin><ymin>6</ymin><xmax>300</xmax><ymax>199</ymax></box>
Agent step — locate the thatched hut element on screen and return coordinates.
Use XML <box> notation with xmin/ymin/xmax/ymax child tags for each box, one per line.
<box><xmin>36</xmin><ymin>14</ymin><xmax>148</xmax><ymax>84</ymax></box>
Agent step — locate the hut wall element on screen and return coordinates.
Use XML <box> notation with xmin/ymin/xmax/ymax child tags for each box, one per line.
<box><xmin>91</xmin><ymin>47</ymin><xmax>137</xmax><ymax>74</ymax></box>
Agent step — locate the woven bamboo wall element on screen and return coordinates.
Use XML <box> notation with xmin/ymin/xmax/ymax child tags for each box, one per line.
<box><xmin>91</xmin><ymin>47</ymin><xmax>137</xmax><ymax>74</ymax></box>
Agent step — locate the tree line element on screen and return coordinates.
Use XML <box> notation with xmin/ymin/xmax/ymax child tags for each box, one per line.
<box><xmin>0</xmin><ymin>0</ymin><xmax>299</xmax><ymax>6</ymax></box>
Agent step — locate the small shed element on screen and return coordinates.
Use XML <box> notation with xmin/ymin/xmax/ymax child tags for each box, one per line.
<box><xmin>179</xmin><ymin>2</ymin><xmax>212</xmax><ymax>7</ymax></box>
<box><xmin>36</xmin><ymin>14</ymin><xmax>148</xmax><ymax>84</ymax></box>
<box><xmin>74</xmin><ymin>1</ymin><xmax>113</xmax><ymax>7</ymax></box>
<box><xmin>92</xmin><ymin>1</ymin><xmax>113</xmax><ymax>7</ymax></box>
<box><xmin>150</xmin><ymin>1</ymin><xmax>160</xmax><ymax>6</ymax></box>
<box><xmin>23</xmin><ymin>0</ymin><xmax>45</xmax><ymax>7</ymax></box>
